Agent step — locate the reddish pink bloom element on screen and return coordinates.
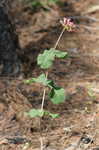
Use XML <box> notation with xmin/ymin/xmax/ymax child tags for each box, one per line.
<box><xmin>60</xmin><ymin>17</ymin><xmax>76</xmax><ymax>32</ymax></box>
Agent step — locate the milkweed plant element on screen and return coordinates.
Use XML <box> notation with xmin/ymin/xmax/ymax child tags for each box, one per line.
<box><xmin>25</xmin><ymin>18</ymin><xmax>76</xmax><ymax>119</ymax></box>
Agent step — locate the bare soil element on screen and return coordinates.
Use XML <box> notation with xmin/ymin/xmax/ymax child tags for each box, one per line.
<box><xmin>0</xmin><ymin>0</ymin><xmax>99</xmax><ymax>149</ymax></box>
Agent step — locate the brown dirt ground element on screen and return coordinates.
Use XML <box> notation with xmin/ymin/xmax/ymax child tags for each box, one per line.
<box><xmin>0</xmin><ymin>0</ymin><xmax>99</xmax><ymax>149</ymax></box>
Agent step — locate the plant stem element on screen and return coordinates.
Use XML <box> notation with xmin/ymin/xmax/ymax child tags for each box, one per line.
<box><xmin>41</xmin><ymin>28</ymin><xmax>65</xmax><ymax>111</ymax></box>
<box><xmin>41</xmin><ymin>71</ymin><xmax>48</xmax><ymax>111</ymax></box>
<box><xmin>39</xmin><ymin>27</ymin><xmax>65</xmax><ymax>150</ymax></box>
<box><xmin>54</xmin><ymin>27</ymin><xmax>65</xmax><ymax>49</ymax></box>
<box><xmin>41</xmin><ymin>88</ymin><xmax>46</xmax><ymax>111</ymax></box>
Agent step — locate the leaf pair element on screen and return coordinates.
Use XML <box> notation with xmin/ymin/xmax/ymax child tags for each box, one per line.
<box><xmin>25</xmin><ymin>74</ymin><xmax>66</xmax><ymax>104</ymax></box>
<box><xmin>37</xmin><ymin>48</ymin><xmax>68</xmax><ymax>69</ymax></box>
<box><xmin>26</xmin><ymin>109</ymin><xmax>59</xmax><ymax>118</ymax></box>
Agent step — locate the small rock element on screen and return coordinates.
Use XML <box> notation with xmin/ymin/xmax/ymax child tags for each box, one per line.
<box><xmin>81</xmin><ymin>135</ymin><xmax>93</xmax><ymax>144</ymax></box>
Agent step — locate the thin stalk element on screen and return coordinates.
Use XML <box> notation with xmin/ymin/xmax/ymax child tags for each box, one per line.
<box><xmin>41</xmin><ymin>28</ymin><xmax>65</xmax><ymax>111</ymax></box>
<box><xmin>41</xmin><ymin>71</ymin><xmax>48</xmax><ymax>111</ymax></box>
<box><xmin>41</xmin><ymin>88</ymin><xmax>46</xmax><ymax>111</ymax></box>
<box><xmin>54</xmin><ymin>27</ymin><xmax>65</xmax><ymax>49</ymax></box>
<box><xmin>40</xmin><ymin>72</ymin><xmax>48</xmax><ymax>150</ymax></box>
<box><xmin>40</xmin><ymin>27</ymin><xmax>65</xmax><ymax>150</ymax></box>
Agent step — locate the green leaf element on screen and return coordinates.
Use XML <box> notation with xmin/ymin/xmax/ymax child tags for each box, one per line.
<box><xmin>52</xmin><ymin>49</ymin><xmax>68</xmax><ymax>58</ymax></box>
<box><xmin>25</xmin><ymin>74</ymin><xmax>51</xmax><ymax>86</ymax></box>
<box><xmin>37</xmin><ymin>49</ymin><xmax>55</xmax><ymax>69</ymax></box>
<box><xmin>44</xmin><ymin>111</ymin><xmax>59</xmax><ymax>118</ymax></box>
<box><xmin>49</xmin><ymin>87</ymin><xmax>65</xmax><ymax>104</ymax></box>
<box><xmin>26</xmin><ymin>109</ymin><xmax>59</xmax><ymax>118</ymax></box>
<box><xmin>37</xmin><ymin>48</ymin><xmax>68</xmax><ymax>69</ymax></box>
<box><xmin>26</xmin><ymin>109</ymin><xmax>44</xmax><ymax>118</ymax></box>
<box><xmin>48</xmin><ymin>112</ymin><xmax>59</xmax><ymax>118</ymax></box>
<box><xmin>25</xmin><ymin>74</ymin><xmax>66</xmax><ymax>105</ymax></box>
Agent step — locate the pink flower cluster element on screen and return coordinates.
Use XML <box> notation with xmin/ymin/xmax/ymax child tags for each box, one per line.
<box><xmin>60</xmin><ymin>17</ymin><xmax>76</xmax><ymax>32</ymax></box>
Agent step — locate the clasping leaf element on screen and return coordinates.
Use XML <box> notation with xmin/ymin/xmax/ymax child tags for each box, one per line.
<box><xmin>26</xmin><ymin>109</ymin><xmax>59</xmax><ymax>118</ymax></box>
<box><xmin>49</xmin><ymin>87</ymin><xmax>65</xmax><ymax>104</ymax></box>
<box><xmin>37</xmin><ymin>48</ymin><xmax>68</xmax><ymax>69</ymax></box>
<box><xmin>25</xmin><ymin>73</ymin><xmax>51</xmax><ymax>86</ymax></box>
